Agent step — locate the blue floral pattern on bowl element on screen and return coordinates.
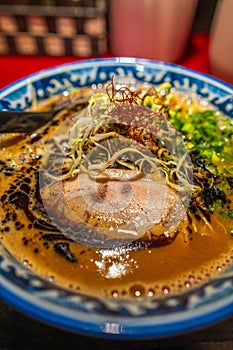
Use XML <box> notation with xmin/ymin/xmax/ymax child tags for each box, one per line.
<box><xmin>0</xmin><ymin>58</ymin><xmax>233</xmax><ymax>339</ymax></box>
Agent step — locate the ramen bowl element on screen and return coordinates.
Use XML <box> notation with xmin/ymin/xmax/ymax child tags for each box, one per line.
<box><xmin>0</xmin><ymin>58</ymin><xmax>233</xmax><ymax>339</ymax></box>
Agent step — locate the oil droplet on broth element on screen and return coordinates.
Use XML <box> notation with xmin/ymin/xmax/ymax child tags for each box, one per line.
<box><xmin>147</xmin><ymin>289</ymin><xmax>155</xmax><ymax>297</ymax></box>
<box><xmin>129</xmin><ymin>284</ymin><xmax>146</xmax><ymax>298</ymax></box>
<box><xmin>162</xmin><ymin>286</ymin><xmax>170</xmax><ymax>295</ymax></box>
<box><xmin>111</xmin><ymin>290</ymin><xmax>119</xmax><ymax>298</ymax></box>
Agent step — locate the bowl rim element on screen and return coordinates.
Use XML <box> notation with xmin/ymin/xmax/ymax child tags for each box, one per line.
<box><xmin>0</xmin><ymin>268</ymin><xmax>233</xmax><ymax>338</ymax></box>
<box><xmin>0</xmin><ymin>57</ymin><xmax>233</xmax><ymax>339</ymax></box>
<box><xmin>0</xmin><ymin>57</ymin><xmax>233</xmax><ymax>96</ymax></box>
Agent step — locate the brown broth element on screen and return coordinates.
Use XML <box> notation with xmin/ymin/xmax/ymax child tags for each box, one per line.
<box><xmin>0</xmin><ymin>95</ymin><xmax>233</xmax><ymax>300</ymax></box>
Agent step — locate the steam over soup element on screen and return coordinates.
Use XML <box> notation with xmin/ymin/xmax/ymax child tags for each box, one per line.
<box><xmin>0</xmin><ymin>80</ymin><xmax>233</xmax><ymax>299</ymax></box>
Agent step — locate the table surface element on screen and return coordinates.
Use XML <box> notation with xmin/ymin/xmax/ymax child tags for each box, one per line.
<box><xmin>0</xmin><ymin>33</ymin><xmax>232</xmax><ymax>349</ymax></box>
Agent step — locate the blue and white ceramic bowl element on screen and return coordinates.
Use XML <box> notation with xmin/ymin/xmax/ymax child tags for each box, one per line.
<box><xmin>0</xmin><ymin>58</ymin><xmax>233</xmax><ymax>339</ymax></box>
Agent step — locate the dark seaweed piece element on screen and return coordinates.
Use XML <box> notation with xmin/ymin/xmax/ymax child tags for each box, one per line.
<box><xmin>53</xmin><ymin>242</ymin><xmax>77</xmax><ymax>263</ymax></box>
<box><xmin>203</xmin><ymin>186</ymin><xmax>227</xmax><ymax>207</ymax></box>
<box><xmin>42</xmin><ymin>233</ymin><xmax>73</xmax><ymax>242</ymax></box>
<box><xmin>227</xmin><ymin>177</ymin><xmax>233</xmax><ymax>189</ymax></box>
<box><xmin>9</xmin><ymin>191</ymin><xmax>29</xmax><ymax>209</ymax></box>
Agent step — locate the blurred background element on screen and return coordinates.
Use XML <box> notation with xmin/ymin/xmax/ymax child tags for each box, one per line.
<box><xmin>0</xmin><ymin>0</ymin><xmax>232</xmax><ymax>85</ymax></box>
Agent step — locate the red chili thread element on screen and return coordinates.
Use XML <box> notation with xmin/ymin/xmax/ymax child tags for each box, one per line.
<box><xmin>106</xmin><ymin>75</ymin><xmax>142</xmax><ymax>105</ymax></box>
<box><xmin>106</xmin><ymin>76</ymin><xmax>165</xmax><ymax>147</ymax></box>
